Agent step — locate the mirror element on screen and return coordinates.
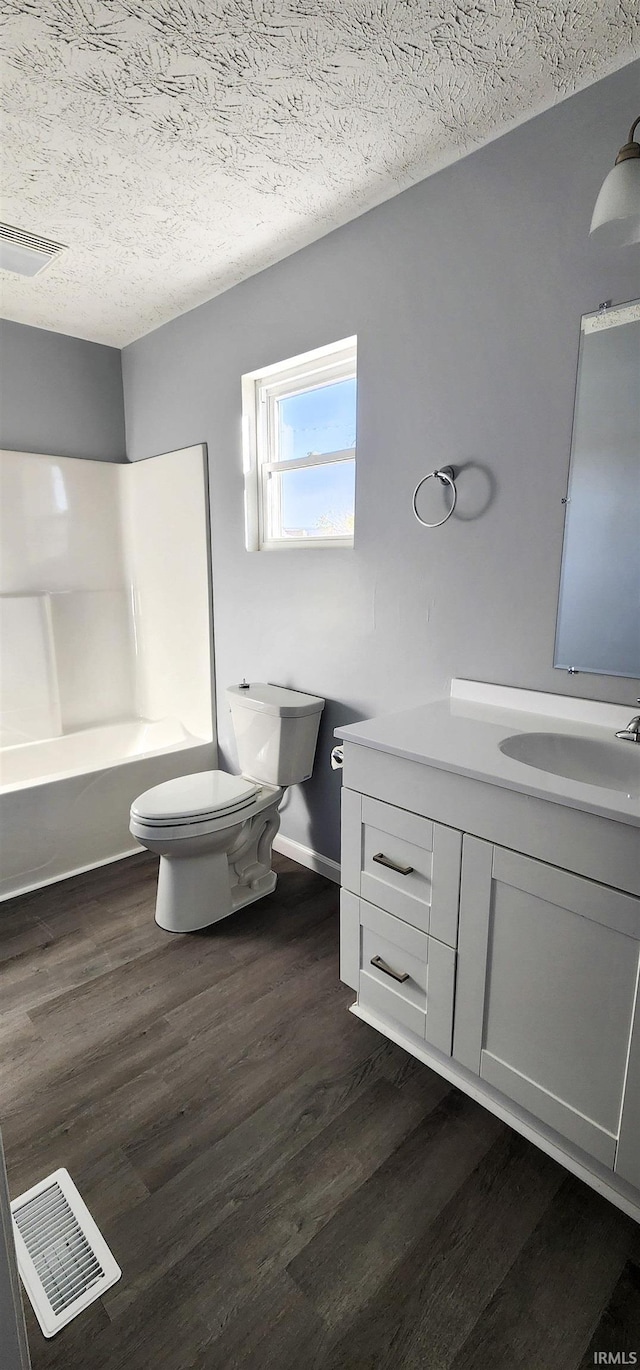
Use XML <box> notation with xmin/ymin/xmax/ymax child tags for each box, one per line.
<box><xmin>554</xmin><ymin>299</ymin><xmax>640</xmax><ymax>679</ymax></box>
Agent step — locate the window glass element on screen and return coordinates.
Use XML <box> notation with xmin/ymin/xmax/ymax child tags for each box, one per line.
<box><xmin>269</xmin><ymin>460</ymin><xmax>356</xmax><ymax>540</ymax></box>
<box><xmin>242</xmin><ymin>336</ymin><xmax>357</xmax><ymax>549</ymax></box>
<box><xmin>277</xmin><ymin>378</ymin><xmax>357</xmax><ymax>462</ymax></box>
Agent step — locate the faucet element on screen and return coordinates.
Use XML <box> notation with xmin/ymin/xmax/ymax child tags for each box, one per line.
<box><xmin>615</xmin><ymin>700</ymin><xmax>640</xmax><ymax>743</ymax></box>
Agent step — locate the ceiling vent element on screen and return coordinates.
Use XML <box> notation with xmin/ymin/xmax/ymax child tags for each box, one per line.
<box><xmin>0</xmin><ymin>223</ymin><xmax>67</xmax><ymax>277</ymax></box>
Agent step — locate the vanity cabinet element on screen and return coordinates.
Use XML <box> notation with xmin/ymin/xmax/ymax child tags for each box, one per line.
<box><xmin>453</xmin><ymin>837</ymin><xmax>640</xmax><ymax>1172</ymax></box>
<box><xmin>338</xmin><ymin>731</ymin><xmax>640</xmax><ymax>1217</ymax></box>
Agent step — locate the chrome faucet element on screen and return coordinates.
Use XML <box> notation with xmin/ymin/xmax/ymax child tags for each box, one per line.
<box><xmin>615</xmin><ymin>700</ymin><xmax>640</xmax><ymax>743</ymax></box>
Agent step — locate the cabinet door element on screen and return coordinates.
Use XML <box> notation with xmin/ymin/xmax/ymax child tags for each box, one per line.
<box><xmin>341</xmin><ymin>788</ymin><xmax>461</xmax><ymax>946</ymax></box>
<box><xmin>453</xmin><ymin>837</ymin><xmax>640</xmax><ymax>1169</ymax></box>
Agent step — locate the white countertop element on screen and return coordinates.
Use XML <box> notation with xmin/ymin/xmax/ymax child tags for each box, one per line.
<box><xmin>335</xmin><ymin>680</ymin><xmax>640</xmax><ymax>827</ymax></box>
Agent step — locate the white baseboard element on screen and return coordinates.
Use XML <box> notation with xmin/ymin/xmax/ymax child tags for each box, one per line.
<box><xmin>273</xmin><ymin>834</ymin><xmax>341</xmax><ymax>884</ymax></box>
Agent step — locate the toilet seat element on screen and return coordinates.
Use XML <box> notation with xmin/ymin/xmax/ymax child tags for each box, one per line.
<box><xmin>130</xmin><ymin>770</ymin><xmax>260</xmax><ymax>828</ymax></box>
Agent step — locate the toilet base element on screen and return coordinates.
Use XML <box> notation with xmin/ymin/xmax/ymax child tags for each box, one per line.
<box><xmin>231</xmin><ymin>867</ymin><xmax>277</xmax><ymax>912</ymax></box>
<box><xmin>155</xmin><ymin>858</ymin><xmax>278</xmax><ymax>933</ymax></box>
<box><xmin>152</xmin><ymin>803</ymin><xmax>281</xmax><ymax>933</ymax></box>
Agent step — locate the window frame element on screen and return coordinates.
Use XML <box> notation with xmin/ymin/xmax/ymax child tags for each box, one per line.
<box><xmin>242</xmin><ymin>337</ymin><xmax>357</xmax><ymax>551</ymax></box>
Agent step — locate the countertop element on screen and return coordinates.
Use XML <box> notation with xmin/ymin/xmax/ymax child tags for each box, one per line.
<box><xmin>335</xmin><ymin>680</ymin><xmax>640</xmax><ymax>827</ymax></box>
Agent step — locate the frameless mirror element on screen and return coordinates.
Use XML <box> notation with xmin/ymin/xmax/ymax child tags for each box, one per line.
<box><xmin>554</xmin><ymin>299</ymin><xmax>640</xmax><ymax>679</ymax></box>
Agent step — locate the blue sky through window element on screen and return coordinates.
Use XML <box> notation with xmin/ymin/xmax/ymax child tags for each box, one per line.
<box><xmin>277</xmin><ymin>378</ymin><xmax>356</xmax><ymax>533</ymax></box>
<box><xmin>280</xmin><ymin>461</ymin><xmax>355</xmax><ymax>536</ymax></box>
<box><xmin>278</xmin><ymin>378</ymin><xmax>356</xmax><ymax>461</ymax></box>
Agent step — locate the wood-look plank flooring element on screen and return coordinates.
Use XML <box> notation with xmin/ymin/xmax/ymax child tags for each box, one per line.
<box><xmin>1</xmin><ymin>851</ymin><xmax>639</xmax><ymax>1369</ymax></box>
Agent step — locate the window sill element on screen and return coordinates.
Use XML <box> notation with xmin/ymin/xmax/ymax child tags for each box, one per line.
<box><xmin>256</xmin><ymin>537</ymin><xmax>354</xmax><ymax>552</ymax></box>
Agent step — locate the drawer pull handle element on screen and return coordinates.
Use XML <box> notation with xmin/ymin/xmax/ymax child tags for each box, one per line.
<box><xmin>370</xmin><ymin>955</ymin><xmax>410</xmax><ymax>984</ymax></box>
<box><xmin>372</xmin><ymin>852</ymin><xmax>414</xmax><ymax>876</ymax></box>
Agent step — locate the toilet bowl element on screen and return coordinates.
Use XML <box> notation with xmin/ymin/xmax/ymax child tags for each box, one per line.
<box><xmin>130</xmin><ymin>770</ymin><xmax>283</xmax><ymax>932</ymax></box>
<box><xmin>130</xmin><ymin>683</ymin><xmax>324</xmax><ymax>932</ymax></box>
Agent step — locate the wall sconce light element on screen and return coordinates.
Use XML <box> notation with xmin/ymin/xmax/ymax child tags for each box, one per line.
<box><xmin>590</xmin><ymin>116</ymin><xmax>640</xmax><ymax>246</ymax></box>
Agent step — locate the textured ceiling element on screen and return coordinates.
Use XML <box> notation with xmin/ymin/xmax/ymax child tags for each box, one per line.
<box><xmin>1</xmin><ymin>1</ymin><xmax>638</xmax><ymax>347</ymax></box>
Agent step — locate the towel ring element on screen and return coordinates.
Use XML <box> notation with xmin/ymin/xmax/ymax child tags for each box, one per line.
<box><xmin>412</xmin><ymin>467</ymin><xmax>457</xmax><ymax>528</ymax></box>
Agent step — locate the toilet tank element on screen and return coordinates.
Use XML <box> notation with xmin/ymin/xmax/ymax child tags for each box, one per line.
<box><xmin>226</xmin><ymin>683</ymin><xmax>325</xmax><ymax>786</ymax></box>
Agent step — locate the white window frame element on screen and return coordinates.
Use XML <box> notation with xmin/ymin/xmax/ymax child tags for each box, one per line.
<box><xmin>242</xmin><ymin>336</ymin><xmax>357</xmax><ymax>551</ymax></box>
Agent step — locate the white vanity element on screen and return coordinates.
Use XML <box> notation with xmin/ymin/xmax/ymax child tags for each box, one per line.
<box><xmin>336</xmin><ymin>680</ymin><xmax>640</xmax><ymax>1221</ymax></box>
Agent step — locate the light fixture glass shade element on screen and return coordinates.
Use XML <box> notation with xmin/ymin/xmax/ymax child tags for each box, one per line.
<box><xmin>590</xmin><ymin>158</ymin><xmax>640</xmax><ymax>246</ymax></box>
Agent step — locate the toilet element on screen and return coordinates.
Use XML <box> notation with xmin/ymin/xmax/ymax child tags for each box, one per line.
<box><xmin>129</xmin><ymin>683</ymin><xmax>325</xmax><ymax>932</ymax></box>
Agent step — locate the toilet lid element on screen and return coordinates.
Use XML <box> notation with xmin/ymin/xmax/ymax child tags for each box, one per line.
<box><xmin>131</xmin><ymin>770</ymin><xmax>259</xmax><ymax>824</ymax></box>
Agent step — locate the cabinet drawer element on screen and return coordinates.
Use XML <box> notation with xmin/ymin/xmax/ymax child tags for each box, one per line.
<box><xmin>361</xmin><ymin>796</ymin><xmax>433</xmax><ymax>929</ymax></box>
<box><xmin>356</xmin><ymin>897</ymin><xmax>456</xmax><ymax>1054</ymax></box>
<box><xmin>341</xmin><ymin>789</ymin><xmax>461</xmax><ymax>946</ymax></box>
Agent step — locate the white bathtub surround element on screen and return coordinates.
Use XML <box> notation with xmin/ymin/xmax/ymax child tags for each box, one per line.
<box><xmin>0</xmin><ymin>718</ymin><xmax>198</xmax><ymax>792</ymax></box>
<box><xmin>0</xmin><ymin>450</ymin><xmax>125</xmax><ymax>596</ymax></box>
<box><xmin>0</xmin><ymin>721</ymin><xmax>214</xmax><ymax>901</ymax></box>
<box><xmin>336</xmin><ymin>678</ymin><xmax>640</xmax><ymax>1222</ymax></box>
<box><xmin>49</xmin><ymin>589</ymin><xmax>135</xmax><ymax>733</ymax></box>
<box><xmin>0</xmin><ymin>446</ymin><xmax>213</xmax><ymax>738</ymax></box>
<box><xmin>0</xmin><ymin>594</ymin><xmax>60</xmax><ymax>746</ymax></box>
<box><xmin>0</xmin><ymin>445</ymin><xmax>215</xmax><ymax>899</ymax></box>
<box><xmin>119</xmin><ymin>448</ymin><xmax>213</xmax><ymax>741</ymax></box>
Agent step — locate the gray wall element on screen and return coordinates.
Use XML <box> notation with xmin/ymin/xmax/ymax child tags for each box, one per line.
<box><xmin>0</xmin><ymin>319</ymin><xmax>125</xmax><ymax>461</ymax></box>
<box><xmin>122</xmin><ymin>61</ymin><xmax>640</xmax><ymax>864</ymax></box>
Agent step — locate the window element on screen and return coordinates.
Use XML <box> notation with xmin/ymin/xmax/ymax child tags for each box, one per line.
<box><xmin>242</xmin><ymin>336</ymin><xmax>357</xmax><ymax>550</ymax></box>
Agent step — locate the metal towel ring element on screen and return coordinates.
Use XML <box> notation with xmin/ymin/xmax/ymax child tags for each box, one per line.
<box><xmin>412</xmin><ymin>466</ymin><xmax>457</xmax><ymax>528</ymax></box>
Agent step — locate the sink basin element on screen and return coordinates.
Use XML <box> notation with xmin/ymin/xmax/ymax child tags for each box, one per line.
<box><xmin>499</xmin><ymin>732</ymin><xmax>640</xmax><ymax>796</ymax></box>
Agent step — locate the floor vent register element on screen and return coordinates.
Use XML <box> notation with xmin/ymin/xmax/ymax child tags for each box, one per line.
<box><xmin>11</xmin><ymin>1168</ymin><xmax>121</xmax><ymax>1337</ymax></box>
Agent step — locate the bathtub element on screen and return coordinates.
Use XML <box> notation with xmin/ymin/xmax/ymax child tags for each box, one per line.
<box><xmin>0</xmin><ymin>719</ymin><xmax>216</xmax><ymax>901</ymax></box>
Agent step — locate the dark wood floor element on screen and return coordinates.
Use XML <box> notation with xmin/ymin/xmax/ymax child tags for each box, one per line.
<box><xmin>1</xmin><ymin>852</ymin><xmax>639</xmax><ymax>1370</ymax></box>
